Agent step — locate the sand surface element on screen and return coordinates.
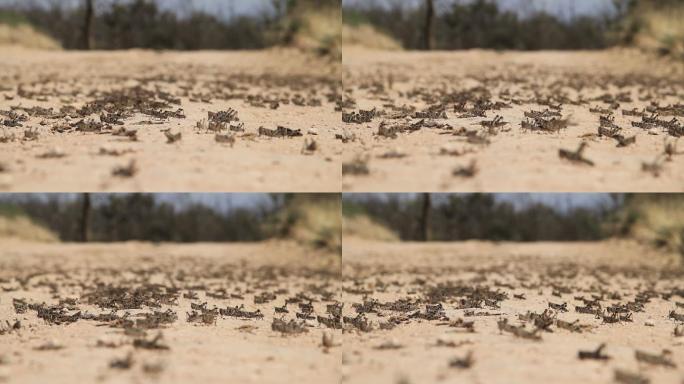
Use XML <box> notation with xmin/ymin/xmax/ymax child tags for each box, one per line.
<box><xmin>342</xmin><ymin>49</ymin><xmax>684</xmax><ymax>192</ymax></box>
<box><xmin>0</xmin><ymin>49</ymin><xmax>342</xmax><ymax>192</ymax></box>
<box><xmin>0</xmin><ymin>241</ymin><xmax>341</xmax><ymax>384</ymax></box>
<box><xmin>342</xmin><ymin>239</ymin><xmax>684</xmax><ymax>383</ymax></box>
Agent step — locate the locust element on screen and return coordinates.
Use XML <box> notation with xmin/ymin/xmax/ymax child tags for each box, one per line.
<box><xmin>220</xmin><ymin>305</ymin><xmax>264</xmax><ymax>319</ymax></box>
<box><xmin>413</xmin><ymin>104</ymin><xmax>447</xmax><ymax>119</ymax></box>
<box><xmin>335</xmin><ymin>129</ymin><xmax>356</xmax><ymax>143</ymax></box>
<box><xmin>453</xmin><ymin>160</ymin><xmax>478</xmax><ymax>178</ymax></box>
<box><xmin>524</xmin><ymin>109</ymin><xmax>561</xmax><ymax>119</ymax></box>
<box><xmin>164</xmin><ymin>130</ymin><xmax>181</xmax><ymax>143</ymax></box>
<box><xmin>578</xmin><ymin>344</ymin><xmax>610</xmax><ymax>360</ymax></box>
<box><xmin>497</xmin><ymin>318</ymin><xmax>541</xmax><ymax>340</ymax></box>
<box><xmin>555</xmin><ymin>319</ymin><xmax>587</xmax><ymax>333</ymax></box>
<box><xmin>0</xmin><ymin>320</ymin><xmax>21</xmax><ymax>335</ymax></box>
<box><xmin>111</xmin><ymin>160</ymin><xmax>138</xmax><ymax>178</ymax></box>
<box><xmin>614</xmin><ymin>134</ymin><xmax>636</xmax><ymax>147</ymax></box>
<box><xmin>478</xmin><ymin>115</ymin><xmax>507</xmax><ymax>129</ymax></box>
<box><xmin>614</xmin><ymin>369</ymin><xmax>650</xmax><ymax>384</ymax></box>
<box><xmin>342</xmin><ymin>157</ymin><xmax>370</xmax><ymax>176</ymax></box>
<box><xmin>622</xmin><ymin>108</ymin><xmax>645</xmax><ymax>117</ymax></box>
<box><xmin>599</xmin><ymin>114</ymin><xmax>620</xmax><ymax>130</ymax></box>
<box><xmin>301</xmin><ymin>138</ymin><xmax>317</xmax><ymax>155</ymax></box>
<box><xmin>374</xmin><ymin>339</ymin><xmax>404</xmax><ymax>350</ymax></box>
<box><xmin>634</xmin><ymin>350</ymin><xmax>676</xmax><ymax>368</ymax></box>
<box><xmin>548</xmin><ymin>302</ymin><xmax>568</xmax><ymax>312</ymax></box>
<box><xmin>258</xmin><ymin>126</ymin><xmax>302</xmax><ymax>138</ymax></box>
<box><xmin>215</xmin><ymin>133</ymin><xmax>236</xmax><ymax>146</ymax></box>
<box><xmin>559</xmin><ymin>142</ymin><xmax>594</xmax><ymax>166</ymax></box>
<box><xmin>519</xmin><ymin>310</ymin><xmax>554</xmax><ymax>332</ymax></box>
<box><xmin>674</xmin><ymin>324</ymin><xmax>684</xmax><ymax>337</ymax></box>
<box><xmin>208</xmin><ymin>109</ymin><xmax>239</xmax><ymax>124</ymax></box>
<box><xmin>465</xmin><ymin>131</ymin><xmax>491</xmax><ymax>145</ymax></box>
<box><xmin>343</xmin><ymin>313</ymin><xmax>373</xmax><ymax>332</ymax></box>
<box><xmin>521</xmin><ymin>116</ymin><xmax>569</xmax><ymax>133</ymax></box>
<box><xmin>186</xmin><ymin>308</ymin><xmax>218</xmax><ymax>325</ymax></box>
<box><xmin>590</xmin><ymin>106</ymin><xmax>613</xmax><ymax>114</ymax></box>
<box><xmin>133</xmin><ymin>332</ymin><xmax>169</xmax><ymax>350</ymax></box>
<box><xmin>272</xmin><ymin>318</ymin><xmax>309</xmax><ymax>335</ymax></box>
<box><xmin>449</xmin><ymin>351</ymin><xmax>474</xmax><ymax>369</ymax></box>
<box><xmin>109</xmin><ymin>353</ymin><xmax>134</xmax><ymax>369</ymax></box>
<box><xmin>664</xmin><ymin>139</ymin><xmax>680</xmax><ymax>161</ymax></box>
<box><xmin>342</xmin><ymin>108</ymin><xmax>376</xmax><ymax>124</ymax></box>
<box><xmin>668</xmin><ymin>310</ymin><xmax>684</xmax><ymax>322</ymax></box>
<box><xmin>448</xmin><ymin>318</ymin><xmax>475</xmax><ymax>332</ymax></box>
<box><xmin>641</xmin><ymin>156</ymin><xmax>664</xmax><ymax>177</ymax></box>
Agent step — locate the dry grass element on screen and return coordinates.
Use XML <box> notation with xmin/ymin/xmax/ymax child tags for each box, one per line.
<box><xmin>617</xmin><ymin>3</ymin><xmax>684</xmax><ymax>59</ymax></box>
<box><xmin>610</xmin><ymin>195</ymin><xmax>684</xmax><ymax>260</ymax></box>
<box><xmin>279</xmin><ymin>3</ymin><xmax>341</xmax><ymax>60</ymax></box>
<box><xmin>637</xmin><ymin>9</ymin><xmax>684</xmax><ymax>58</ymax></box>
<box><xmin>0</xmin><ymin>215</ymin><xmax>58</xmax><ymax>242</ymax></box>
<box><xmin>268</xmin><ymin>195</ymin><xmax>341</xmax><ymax>255</ymax></box>
<box><xmin>342</xmin><ymin>24</ymin><xmax>402</xmax><ymax>51</ymax></box>
<box><xmin>0</xmin><ymin>23</ymin><xmax>61</xmax><ymax>50</ymax></box>
<box><xmin>294</xmin><ymin>7</ymin><xmax>342</xmax><ymax>59</ymax></box>
<box><xmin>343</xmin><ymin>214</ymin><xmax>398</xmax><ymax>242</ymax></box>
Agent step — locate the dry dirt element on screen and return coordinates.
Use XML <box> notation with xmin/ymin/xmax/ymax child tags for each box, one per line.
<box><xmin>0</xmin><ymin>49</ymin><xmax>342</xmax><ymax>192</ymax></box>
<box><xmin>342</xmin><ymin>49</ymin><xmax>684</xmax><ymax>192</ymax></box>
<box><xmin>342</xmin><ymin>238</ymin><xmax>684</xmax><ymax>384</ymax></box>
<box><xmin>0</xmin><ymin>241</ymin><xmax>341</xmax><ymax>384</ymax></box>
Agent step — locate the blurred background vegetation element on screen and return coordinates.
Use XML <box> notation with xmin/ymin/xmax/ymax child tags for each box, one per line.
<box><xmin>0</xmin><ymin>0</ymin><xmax>340</xmax><ymax>58</ymax></box>
<box><xmin>343</xmin><ymin>0</ymin><xmax>684</xmax><ymax>59</ymax></box>
<box><xmin>611</xmin><ymin>0</ymin><xmax>684</xmax><ymax>59</ymax></box>
<box><xmin>0</xmin><ymin>193</ymin><xmax>341</xmax><ymax>254</ymax></box>
<box><xmin>3</xmin><ymin>193</ymin><xmax>682</xmax><ymax>260</ymax></box>
<box><xmin>344</xmin><ymin>193</ymin><xmax>684</xmax><ymax>258</ymax></box>
<box><xmin>606</xmin><ymin>194</ymin><xmax>684</xmax><ymax>257</ymax></box>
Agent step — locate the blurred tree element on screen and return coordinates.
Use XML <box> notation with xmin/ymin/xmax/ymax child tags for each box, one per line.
<box><xmin>81</xmin><ymin>0</ymin><xmax>94</xmax><ymax>49</ymax></box>
<box><xmin>612</xmin><ymin>0</ymin><xmax>638</xmax><ymax>16</ymax></box>
<box><xmin>346</xmin><ymin>0</ymin><xmax>611</xmax><ymax>50</ymax></box>
<box><xmin>272</xmin><ymin>0</ymin><xmax>286</xmax><ymax>19</ymax></box>
<box><xmin>9</xmin><ymin>0</ymin><xmax>269</xmax><ymax>50</ymax></box>
<box><xmin>348</xmin><ymin>194</ymin><xmax>613</xmax><ymax>242</ymax></box>
<box><xmin>423</xmin><ymin>0</ymin><xmax>434</xmax><ymax>50</ymax></box>
<box><xmin>79</xmin><ymin>193</ymin><xmax>91</xmax><ymax>242</ymax></box>
<box><xmin>1</xmin><ymin>194</ymin><xmax>273</xmax><ymax>243</ymax></box>
<box><xmin>419</xmin><ymin>193</ymin><xmax>431</xmax><ymax>241</ymax></box>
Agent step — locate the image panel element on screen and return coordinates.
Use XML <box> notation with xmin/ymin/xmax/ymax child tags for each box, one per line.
<box><xmin>342</xmin><ymin>193</ymin><xmax>683</xmax><ymax>383</ymax></box>
<box><xmin>0</xmin><ymin>193</ymin><xmax>341</xmax><ymax>383</ymax></box>
<box><xmin>342</xmin><ymin>1</ymin><xmax>684</xmax><ymax>192</ymax></box>
<box><xmin>0</xmin><ymin>0</ymin><xmax>342</xmax><ymax>192</ymax></box>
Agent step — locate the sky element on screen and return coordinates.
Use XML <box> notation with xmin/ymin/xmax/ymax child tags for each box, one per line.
<box><xmin>1</xmin><ymin>193</ymin><xmax>614</xmax><ymax>214</ymax></box>
<box><xmin>343</xmin><ymin>0</ymin><xmax>616</xmax><ymax>19</ymax></box>
<box><xmin>344</xmin><ymin>193</ymin><xmax>615</xmax><ymax>212</ymax></box>
<box><xmin>0</xmin><ymin>0</ymin><xmax>276</xmax><ymax>18</ymax></box>
<box><xmin>495</xmin><ymin>193</ymin><xmax>614</xmax><ymax>212</ymax></box>
<box><xmin>0</xmin><ymin>193</ymin><xmax>274</xmax><ymax>213</ymax></box>
<box><xmin>0</xmin><ymin>0</ymin><xmax>617</xmax><ymax>20</ymax></box>
<box><xmin>153</xmin><ymin>193</ymin><xmax>272</xmax><ymax>212</ymax></box>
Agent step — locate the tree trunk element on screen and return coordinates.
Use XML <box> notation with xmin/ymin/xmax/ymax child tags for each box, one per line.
<box><xmin>79</xmin><ymin>193</ymin><xmax>91</xmax><ymax>242</ymax></box>
<box><xmin>81</xmin><ymin>0</ymin><xmax>94</xmax><ymax>50</ymax></box>
<box><xmin>419</xmin><ymin>193</ymin><xmax>431</xmax><ymax>241</ymax></box>
<box><xmin>423</xmin><ymin>0</ymin><xmax>434</xmax><ymax>50</ymax></box>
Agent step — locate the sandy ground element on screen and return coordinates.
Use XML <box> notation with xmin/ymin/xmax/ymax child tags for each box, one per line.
<box><xmin>342</xmin><ymin>49</ymin><xmax>684</xmax><ymax>192</ymax></box>
<box><xmin>342</xmin><ymin>238</ymin><xmax>684</xmax><ymax>383</ymax></box>
<box><xmin>0</xmin><ymin>49</ymin><xmax>342</xmax><ymax>192</ymax></box>
<box><xmin>0</xmin><ymin>241</ymin><xmax>341</xmax><ymax>384</ymax></box>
